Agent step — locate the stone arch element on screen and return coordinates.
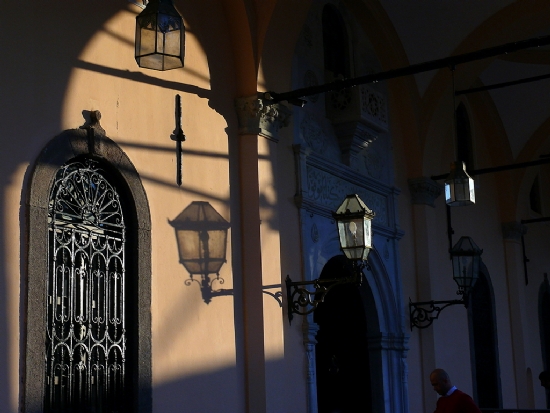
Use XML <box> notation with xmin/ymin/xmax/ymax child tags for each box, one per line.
<box><xmin>468</xmin><ymin>261</ymin><xmax>502</xmax><ymax>408</ymax></box>
<box><xmin>24</xmin><ymin>116</ymin><xmax>152</xmax><ymax>413</ymax></box>
<box><xmin>306</xmin><ymin>245</ymin><xmax>408</xmax><ymax>413</ymax></box>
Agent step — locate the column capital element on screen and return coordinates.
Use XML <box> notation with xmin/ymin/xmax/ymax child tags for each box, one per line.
<box><xmin>235</xmin><ymin>94</ymin><xmax>291</xmax><ymax>142</ymax></box>
<box><xmin>408</xmin><ymin>177</ymin><xmax>442</xmax><ymax>207</ymax></box>
<box><xmin>502</xmin><ymin>221</ymin><xmax>527</xmax><ymax>240</ymax></box>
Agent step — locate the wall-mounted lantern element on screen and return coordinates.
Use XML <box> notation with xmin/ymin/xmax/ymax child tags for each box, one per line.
<box><xmin>409</xmin><ymin>236</ymin><xmax>483</xmax><ymax>329</ymax></box>
<box><xmin>169</xmin><ymin>201</ymin><xmax>230</xmax><ymax>303</ymax></box>
<box><xmin>286</xmin><ymin>194</ymin><xmax>375</xmax><ymax>324</ymax></box>
<box><xmin>135</xmin><ymin>0</ymin><xmax>185</xmax><ymax>71</ymax></box>
<box><xmin>334</xmin><ymin>193</ymin><xmax>375</xmax><ymax>263</ymax></box>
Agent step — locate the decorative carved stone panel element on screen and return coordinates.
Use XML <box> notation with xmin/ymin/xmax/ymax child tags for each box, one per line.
<box><xmin>299</xmin><ymin>112</ymin><xmax>340</xmax><ymax>161</ymax></box>
<box><xmin>326</xmin><ymin>85</ymin><xmax>388</xmax><ymax>133</ymax></box>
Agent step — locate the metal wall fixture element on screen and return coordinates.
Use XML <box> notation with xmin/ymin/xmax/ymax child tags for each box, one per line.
<box><xmin>170</xmin><ymin>201</ymin><xmax>231</xmax><ymax>303</ymax></box>
<box><xmin>286</xmin><ymin>194</ymin><xmax>375</xmax><ymax>324</ymax></box>
<box><xmin>408</xmin><ymin>236</ymin><xmax>483</xmax><ymax>330</ymax></box>
<box><xmin>171</xmin><ymin>94</ymin><xmax>186</xmax><ymax>186</ymax></box>
<box><xmin>135</xmin><ymin>0</ymin><xmax>185</xmax><ymax>71</ymax></box>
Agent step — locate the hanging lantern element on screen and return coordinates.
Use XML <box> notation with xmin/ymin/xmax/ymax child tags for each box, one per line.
<box><xmin>450</xmin><ymin>236</ymin><xmax>482</xmax><ymax>296</ymax></box>
<box><xmin>445</xmin><ymin>161</ymin><xmax>475</xmax><ymax>206</ymax></box>
<box><xmin>333</xmin><ymin>194</ymin><xmax>375</xmax><ymax>261</ymax></box>
<box><xmin>135</xmin><ymin>0</ymin><xmax>185</xmax><ymax>71</ymax></box>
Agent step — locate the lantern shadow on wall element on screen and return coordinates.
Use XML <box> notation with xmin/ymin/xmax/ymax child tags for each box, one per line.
<box><xmin>169</xmin><ymin>201</ymin><xmax>231</xmax><ymax>304</ymax></box>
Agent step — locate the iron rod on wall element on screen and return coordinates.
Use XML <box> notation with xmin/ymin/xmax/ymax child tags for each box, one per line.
<box><xmin>264</xmin><ymin>35</ymin><xmax>550</xmax><ymax>104</ymax></box>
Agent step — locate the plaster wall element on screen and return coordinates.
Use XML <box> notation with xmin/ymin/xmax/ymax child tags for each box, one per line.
<box><xmin>0</xmin><ymin>2</ymin><xmax>247</xmax><ymax>412</ymax></box>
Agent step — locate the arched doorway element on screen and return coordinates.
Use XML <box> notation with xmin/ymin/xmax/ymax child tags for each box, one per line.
<box><xmin>314</xmin><ymin>255</ymin><xmax>373</xmax><ymax>413</ymax></box>
<box><xmin>539</xmin><ymin>274</ymin><xmax>550</xmax><ymax>407</ymax></box>
<box><xmin>25</xmin><ymin>125</ymin><xmax>152</xmax><ymax>413</ymax></box>
<box><xmin>468</xmin><ymin>263</ymin><xmax>501</xmax><ymax>408</ymax></box>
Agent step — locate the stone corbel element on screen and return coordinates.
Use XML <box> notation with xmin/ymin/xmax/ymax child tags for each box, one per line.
<box><xmin>408</xmin><ymin>177</ymin><xmax>442</xmax><ymax>207</ymax></box>
<box><xmin>325</xmin><ymin>84</ymin><xmax>388</xmax><ymax>168</ymax></box>
<box><xmin>79</xmin><ymin>110</ymin><xmax>106</xmax><ymax>155</ymax></box>
<box><xmin>235</xmin><ymin>94</ymin><xmax>291</xmax><ymax>142</ymax></box>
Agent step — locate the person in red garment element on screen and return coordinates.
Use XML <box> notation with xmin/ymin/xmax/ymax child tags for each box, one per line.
<box><xmin>430</xmin><ymin>369</ymin><xmax>482</xmax><ymax>413</ymax></box>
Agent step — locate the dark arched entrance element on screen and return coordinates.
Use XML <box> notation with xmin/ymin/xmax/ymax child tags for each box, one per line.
<box><xmin>314</xmin><ymin>255</ymin><xmax>372</xmax><ymax>413</ymax></box>
<box><xmin>468</xmin><ymin>263</ymin><xmax>501</xmax><ymax>408</ymax></box>
<box><xmin>539</xmin><ymin>274</ymin><xmax>550</xmax><ymax>407</ymax></box>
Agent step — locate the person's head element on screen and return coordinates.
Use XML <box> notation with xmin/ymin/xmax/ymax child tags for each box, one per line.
<box><xmin>539</xmin><ymin>371</ymin><xmax>550</xmax><ymax>390</ymax></box>
<box><xmin>430</xmin><ymin>369</ymin><xmax>453</xmax><ymax>396</ymax></box>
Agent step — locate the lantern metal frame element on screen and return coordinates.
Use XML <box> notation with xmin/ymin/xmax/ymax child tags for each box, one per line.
<box><xmin>286</xmin><ymin>194</ymin><xmax>374</xmax><ymax>324</ymax></box>
<box><xmin>445</xmin><ymin>160</ymin><xmax>475</xmax><ymax>206</ymax></box>
<box><xmin>408</xmin><ymin>236</ymin><xmax>483</xmax><ymax>330</ymax></box>
<box><xmin>135</xmin><ymin>0</ymin><xmax>185</xmax><ymax>71</ymax></box>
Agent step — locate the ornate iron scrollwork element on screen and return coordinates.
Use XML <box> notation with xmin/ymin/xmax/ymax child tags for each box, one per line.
<box><xmin>285</xmin><ymin>261</ymin><xmax>364</xmax><ymax>324</ymax></box>
<box><xmin>46</xmin><ymin>159</ymin><xmax>127</xmax><ymax>411</ymax></box>
<box><xmin>408</xmin><ymin>297</ymin><xmax>465</xmax><ymax>330</ymax></box>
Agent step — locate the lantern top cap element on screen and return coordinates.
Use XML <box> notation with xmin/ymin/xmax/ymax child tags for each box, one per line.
<box><xmin>333</xmin><ymin>194</ymin><xmax>375</xmax><ymax>218</ymax></box>
<box><xmin>170</xmin><ymin>201</ymin><xmax>230</xmax><ymax>230</ymax></box>
<box><xmin>450</xmin><ymin>236</ymin><xmax>483</xmax><ymax>256</ymax></box>
<box><xmin>138</xmin><ymin>0</ymin><xmax>181</xmax><ymax>16</ymax></box>
<box><xmin>446</xmin><ymin>160</ymin><xmax>473</xmax><ymax>181</ymax></box>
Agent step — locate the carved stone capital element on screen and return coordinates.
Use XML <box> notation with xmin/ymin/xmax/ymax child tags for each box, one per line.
<box><xmin>502</xmin><ymin>221</ymin><xmax>527</xmax><ymax>240</ymax></box>
<box><xmin>408</xmin><ymin>177</ymin><xmax>442</xmax><ymax>207</ymax></box>
<box><xmin>235</xmin><ymin>94</ymin><xmax>291</xmax><ymax>142</ymax></box>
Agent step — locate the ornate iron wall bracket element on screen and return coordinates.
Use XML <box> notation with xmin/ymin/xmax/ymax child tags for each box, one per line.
<box><xmin>185</xmin><ymin>274</ymin><xmax>231</xmax><ymax>304</ymax></box>
<box><xmin>409</xmin><ymin>297</ymin><xmax>466</xmax><ymax>330</ymax></box>
<box><xmin>286</xmin><ymin>261</ymin><xmax>364</xmax><ymax>324</ymax></box>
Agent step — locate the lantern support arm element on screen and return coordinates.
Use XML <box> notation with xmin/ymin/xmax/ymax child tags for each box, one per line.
<box><xmin>408</xmin><ymin>296</ymin><xmax>467</xmax><ymax>330</ymax></box>
<box><xmin>286</xmin><ymin>261</ymin><xmax>364</xmax><ymax>325</ymax></box>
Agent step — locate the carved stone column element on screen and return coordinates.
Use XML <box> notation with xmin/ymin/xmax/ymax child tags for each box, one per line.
<box><xmin>367</xmin><ymin>332</ymin><xmax>410</xmax><ymax>413</ymax></box>
<box><xmin>407</xmin><ymin>177</ymin><xmax>442</xmax><ymax>409</ymax></box>
<box><xmin>502</xmin><ymin>220</ymin><xmax>530</xmax><ymax>407</ymax></box>
<box><xmin>234</xmin><ymin>94</ymin><xmax>291</xmax><ymax>413</ymax></box>
<box><xmin>303</xmin><ymin>322</ymin><xmax>319</xmax><ymax>413</ymax></box>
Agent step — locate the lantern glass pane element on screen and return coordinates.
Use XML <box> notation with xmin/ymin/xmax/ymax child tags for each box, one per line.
<box><xmin>337</xmin><ymin>218</ymin><xmax>367</xmax><ymax>260</ymax></box>
<box><xmin>176</xmin><ymin>230</ymin><xmax>202</xmax><ymax>274</ymax></box>
<box><xmin>165</xmin><ymin>31</ymin><xmax>181</xmax><ymax>55</ymax></box>
<box><xmin>137</xmin><ymin>27</ymin><xmax>156</xmax><ymax>56</ymax></box>
<box><xmin>156</xmin><ymin>31</ymin><xmax>165</xmax><ymax>53</ymax></box>
<box><xmin>452</xmin><ymin>255</ymin><xmax>471</xmax><ymax>288</ymax></box>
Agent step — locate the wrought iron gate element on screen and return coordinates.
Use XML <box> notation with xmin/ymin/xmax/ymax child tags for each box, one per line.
<box><xmin>45</xmin><ymin>159</ymin><xmax>127</xmax><ymax>412</ymax></box>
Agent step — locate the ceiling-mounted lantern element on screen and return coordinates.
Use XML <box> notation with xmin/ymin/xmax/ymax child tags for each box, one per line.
<box><xmin>445</xmin><ymin>161</ymin><xmax>475</xmax><ymax>206</ymax></box>
<box><xmin>135</xmin><ymin>0</ymin><xmax>185</xmax><ymax>71</ymax></box>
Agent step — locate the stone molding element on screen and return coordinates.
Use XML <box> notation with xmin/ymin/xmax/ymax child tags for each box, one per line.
<box><xmin>235</xmin><ymin>94</ymin><xmax>291</xmax><ymax>142</ymax></box>
<box><xmin>408</xmin><ymin>177</ymin><xmax>443</xmax><ymax>207</ymax></box>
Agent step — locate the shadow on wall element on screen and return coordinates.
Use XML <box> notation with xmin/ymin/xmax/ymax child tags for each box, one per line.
<box><xmin>152</xmin><ymin>358</ymin><xmax>301</xmax><ymax>413</ymax></box>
